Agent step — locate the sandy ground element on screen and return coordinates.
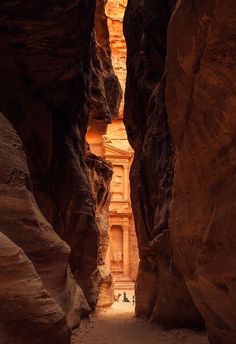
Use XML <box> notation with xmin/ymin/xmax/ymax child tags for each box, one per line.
<box><xmin>72</xmin><ymin>301</ymin><xmax>210</xmax><ymax>344</ymax></box>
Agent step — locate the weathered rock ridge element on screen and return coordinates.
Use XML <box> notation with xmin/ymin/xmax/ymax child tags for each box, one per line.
<box><xmin>0</xmin><ymin>0</ymin><xmax>120</xmax><ymax>342</ymax></box>
<box><xmin>124</xmin><ymin>0</ymin><xmax>236</xmax><ymax>343</ymax></box>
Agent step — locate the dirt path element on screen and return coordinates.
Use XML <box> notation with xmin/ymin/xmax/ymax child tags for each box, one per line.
<box><xmin>72</xmin><ymin>302</ymin><xmax>209</xmax><ymax>344</ymax></box>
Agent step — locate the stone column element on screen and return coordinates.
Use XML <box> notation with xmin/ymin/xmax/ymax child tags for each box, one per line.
<box><xmin>105</xmin><ymin>227</ymin><xmax>111</xmax><ymax>270</ymax></box>
<box><xmin>123</xmin><ymin>164</ymin><xmax>129</xmax><ymax>200</ymax></box>
<box><xmin>106</xmin><ymin>243</ymin><xmax>111</xmax><ymax>271</ymax></box>
<box><xmin>123</xmin><ymin>226</ymin><xmax>129</xmax><ymax>277</ymax></box>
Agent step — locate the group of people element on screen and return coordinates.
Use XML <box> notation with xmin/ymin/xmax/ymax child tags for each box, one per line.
<box><xmin>114</xmin><ymin>292</ymin><xmax>135</xmax><ymax>305</ymax></box>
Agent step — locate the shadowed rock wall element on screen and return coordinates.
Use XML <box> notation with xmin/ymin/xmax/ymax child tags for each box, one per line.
<box><xmin>167</xmin><ymin>1</ymin><xmax>236</xmax><ymax>343</ymax></box>
<box><xmin>0</xmin><ymin>0</ymin><xmax>120</xmax><ymax>342</ymax></box>
<box><xmin>86</xmin><ymin>153</ymin><xmax>114</xmax><ymax>307</ymax></box>
<box><xmin>124</xmin><ymin>0</ymin><xmax>202</xmax><ymax>328</ymax></box>
<box><xmin>125</xmin><ymin>0</ymin><xmax>236</xmax><ymax>342</ymax></box>
<box><xmin>0</xmin><ymin>113</ymin><xmax>88</xmax><ymax>344</ymax></box>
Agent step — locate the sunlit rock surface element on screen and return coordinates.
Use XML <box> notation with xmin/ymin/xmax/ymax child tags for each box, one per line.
<box><xmin>106</xmin><ymin>0</ymin><xmax>128</xmax><ymax>116</ymax></box>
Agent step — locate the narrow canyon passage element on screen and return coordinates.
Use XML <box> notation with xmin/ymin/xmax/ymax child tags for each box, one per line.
<box><xmin>72</xmin><ymin>303</ymin><xmax>209</xmax><ymax>344</ymax></box>
<box><xmin>0</xmin><ymin>1</ymin><xmax>236</xmax><ymax>343</ymax></box>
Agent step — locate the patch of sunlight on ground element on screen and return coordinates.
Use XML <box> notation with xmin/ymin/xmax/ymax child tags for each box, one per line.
<box><xmin>72</xmin><ymin>299</ymin><xmax>210</xmax><ymax>344</ymax></box>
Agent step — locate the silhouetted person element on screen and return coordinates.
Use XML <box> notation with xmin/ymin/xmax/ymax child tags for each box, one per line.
<box><xmin>122</xmin><ymin>291</ymin><xmax>130</xmax><ymax>302</ymax></box>
<box><xmin>132</xmin><ymin>295</ymin><xmax>135</xmax><ymax>305</ymax></box>
<box><xmin>114</xmin><ymin>293</ymin><xmax>121</xmax><ymax>302</ymax></box>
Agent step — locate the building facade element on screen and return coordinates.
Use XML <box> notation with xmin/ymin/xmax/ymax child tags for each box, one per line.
<box><xmin>103</xmin><ymin>139</ymin><xmax>138</xmax><ymax>284</ymax></box>
<box><xmin>87</xmin><ymin>0</ymin><xmax>139</xmax><ymax>288</ymax></box>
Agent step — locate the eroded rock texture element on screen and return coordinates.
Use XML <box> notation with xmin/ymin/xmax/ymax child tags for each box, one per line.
<box><xmin>106</xmin><ymin>0</ymin><xmax>128</xmax><ymax>116</ymax></box>
<box><xmin>86</xmin><ymin>153</ymin><xmax>114</xmax><ymax>307</ymax></box>
<box><xmin>89</xmin><ymin>0</ymin><xmax>122</xmax><ymax>125</ymax></box>
<box><xmin>0</xmin><ymin>0</ymin><xmax>120</xmax><ymax>341</ymax></box>
<box><xmin>167</xmin><ymin>1</ymin><xmax>236</xmax><ymax>343</ymax></box>
<box><xmin>124</xmin><ymin>0</ymin><xmax>202</xmax><ymax>328</ymax></box>
<box><xmin>0</xmin><ymin>232</ymin><xmax>70</xmax><ymax>344</ymax></box>
<box><xmin>125</xmin><ymin>0</ymin><xmax>236</xmax><ymax>342</ymax></box>
<box><xmin>0</xmin><ymin>113</ymin><xmax>89</xmax><ymax>343</ymax></box>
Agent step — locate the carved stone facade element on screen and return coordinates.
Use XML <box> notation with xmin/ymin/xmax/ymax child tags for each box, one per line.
<box><xmin>86</xmin><ymin>132</ymin><xmax>139</xmax><ymax>286</ymax></box>
<box><xmin>103</xmin><ymin>142</ymin><xmax>138</xmax><ymax>283</ymax></box>
<box><xmin>87</xmin><ymin>0</ymin><xmax>138</xmax><ymax>288</ymax></box>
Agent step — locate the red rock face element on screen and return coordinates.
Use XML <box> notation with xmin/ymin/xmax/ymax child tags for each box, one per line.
<box><xmin>89</xmin><ymin>0</ymin><xmax>122</xmax><ymax>124</ymax></box>
<box><xmin>167</xmin><ymin>1</ymin><xmax>236</xmax><ymax>342</ymax></box>
<box><xmin>0</xmin><ymin>233</ymin><xmax>70</xmax><ymax>344</ymax></box>
<box><xmin>86</xmin><ymin>153</ymin><xmax>114</xmax><ymax>307</ymax></box>
<box><xmin>124</xmin><ymin>0</ymin><xmax>202</xmax><ymax>328</ymax></box>
<box><xmin>106</xmin><ymin>0</ymin><xmax>128</xmax><ymax>116</ymax></box>
<box><xmin>1</xmin><ymin>0</ymin><xmax>235</xmax><ymax>343</ymax></box>
<box><xmin>0</xmin><ymin>113</ymin><xmax>89</xmax><ymax>343</ymax></box>
<box><xmin>125</xmin><ymin>0</ymin><xmax>236</xmax><ymax>342</ymax></box>
<box><xmin>0</xmin><ymin>0</ymin><xmax>120</xmax><ymax>341</ymax></box>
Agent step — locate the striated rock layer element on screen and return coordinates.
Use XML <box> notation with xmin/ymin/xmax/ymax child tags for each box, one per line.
<box><xmin>0</xmin><ymin>0</ymin><xmax>120</xmax><ymax>341</ymax></box>
<box><xmin>125</xmin><ymin>0</ymin><xmax>236</xmax><ymax>342</ymax></box>
<box><xmin>0</xmin><ymin>113</ymin><xmax>89</xmax><ymax>343</ymax></box>
<box><xmin>0</xmin><ymin>232</ymin><xmax>70</xmax><ymax>344</ymax></box>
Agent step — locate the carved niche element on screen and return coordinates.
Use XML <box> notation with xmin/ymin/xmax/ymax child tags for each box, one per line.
<box><xmin>111</xmin><ymin>165</ymin><xmax>124</xmax><ymax>200</ymax></box>
<box><xmin>110</xmin><ymin>225</ymin><xmax>123</xmax><ymax>274</ymax></box>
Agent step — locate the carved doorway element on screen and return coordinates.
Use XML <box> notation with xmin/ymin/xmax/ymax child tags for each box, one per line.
<box><xmin>110</xmin><ymin>225</ymin><xmax>123</xmax><ymax>276</ymax></box>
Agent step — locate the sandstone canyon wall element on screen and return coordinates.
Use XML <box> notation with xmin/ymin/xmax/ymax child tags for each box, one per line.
<box><xmin>167</xmin><ymin>1</ymin><xmax>236</xmax><ymax>343</ymax></box>
<box><xmin>106</xmin><ymin>0</ymin><xmax>127</xmax><ymax>116</ymax></box>
<box><xmin>0</xmin><ymin>0</ymin><xmax>120</xmax><ymax>342</ymax></box>
<box><xmin>0</xmin><ymin>113</ymin><xmax>87</xmax><ymax>344</ymax></box>
<box><xmin>1</xmin><ymin>0</ymin><xmax>236</xmax><ymax>343</ymax></box>
<box><xmin>124</xmin><ymin>0</ymin><xmax>236</xmax><ymax>343</ymax></box>
<box><xmin>124</xmin><ymin>0</ymin><xmax>202</xmax><ymax>328</ymax></box>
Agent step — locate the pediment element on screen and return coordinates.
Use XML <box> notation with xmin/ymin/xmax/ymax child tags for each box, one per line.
<box><xmin>103</xmin><ymin>142</ymin><xmax>133</xmax><ymax>158</ymax></box>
